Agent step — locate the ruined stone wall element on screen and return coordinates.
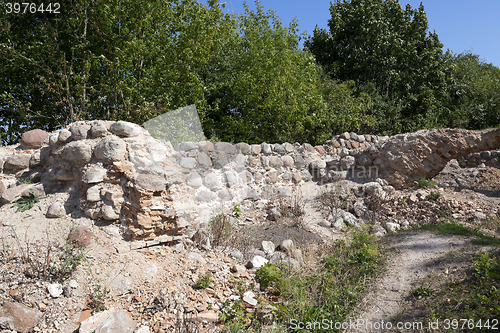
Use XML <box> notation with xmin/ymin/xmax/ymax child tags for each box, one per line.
<box><xmin>1</xmin><ymin>122</ymin><xmax>499</xmax><ymax>240</ymax></box>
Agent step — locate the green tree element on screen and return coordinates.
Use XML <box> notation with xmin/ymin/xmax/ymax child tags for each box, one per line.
<box><xmin>204</xmin><ymin>1</ymin><xmax>373</xmax><ymax>145</ymax></box>
<box><xmin>305</xmin><ymin>0</ymin><xmax>449</xmax><ymax>133</ymax></box>
<box><xmin>0</xmin><ymin>0</ymin><xmax>235</xmax><ymax>145</ymax></box>
<box><xmin>442</xmin><ymin>51</ymin><xmax>500</xmax><ymax>129</ymax></box>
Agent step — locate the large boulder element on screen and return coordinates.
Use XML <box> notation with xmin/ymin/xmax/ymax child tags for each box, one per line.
<box><xmin>21</xmin><ymin>129</ymin><xmax>49</xmax><ymax>148</ymax></box>
<box><xmin>63</xmin><ymin>141</ymin><xmax>92</xmax><ymax>164</ymax></box>
<box><xmin>94</xmin><ymin>135</ymin><xmax>127</xmax><ymax>163</ymax></box>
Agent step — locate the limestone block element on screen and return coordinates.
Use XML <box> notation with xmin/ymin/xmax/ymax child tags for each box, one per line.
<box><xmin>94</xmin><ymin>135</ymin><xmax>127</xmax><ymax>163</ymax></box>
<box><xmin>91</xmin><ymin>121</ymin><xmax>108</xmax><ymax>137</ymax></box>
<box><xmin>196</xmin><ymin>152</ymin><xmax>212</xmax><ymax>168</ymax></box>
<box><xmin>269</xmin><ymin>156</ymin><xmax>283</xmax><ymax>168</ymax></box>
<box><xmin>58</xmin><ymin>129</ymin><xmax>72</xmax><ymax>143</ymax></box>
<box><xmin>203</xmin><ymin>173</ymin><xmax>220</xmax><ymax>189</ymax></box>
<box><xmin>70</xmin><ymin>123</ymin><xmax>91</xmax><ymax>140</ymax></box>
<box><xmin>215</xmin><ymin>142</ymin><xmax>238</xmax><ymax>154</ymax></box>
<box><xmin>236</xmin><ymin>142</ymin><xmax>251</xmax><ymax>154</ymax></box>
<box><xmin>273</xmin><ymin>144</ymin><xmax>286</xmax><ymax>154</ymax></box>
<box><xmin>179</xmin><ymin>157</ymin><xmax>197</xmax><ymax>169</ymax></box>
<box><xmin>281</xmin><ymin>155</ymin><xmax>294</xmax><ymax>167</ymax></box>
<box><xmin>109</xmin><ymin>121</ymin><xmax>142</xmax><ymax>137</ymax></box>
<box><xmin>261</xmin><ymin>143</ymin><xmax>272</xmax><ymax>155</ymax></box>
<box><xmin>63</xmin><ymin>141</ymin><xmax>92</xmax><ymax>164</ymax></box>
<box><xmin>21</xmin><ymin>129</ymin><xmax>49</xmax><ymax>148</ymax></box>
<box><xmin>185</xmin><ymin>172</ymin><xmax>202</xmax><ymax>188</ymax></box>
<box><xmin>4</xmin><ymin>154</ymin><xmax>31</xmax><ymax>170</ymax></box>
<box><xmin>177</xmin><ymin>142</ymin><xmax>198</xmax><ymax>151</ymax></box>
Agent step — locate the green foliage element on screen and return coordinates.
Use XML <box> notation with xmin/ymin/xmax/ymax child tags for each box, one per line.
<box><xmin>419</xmin><ymin>221</ymin><xmax>500</xmax><ymax>246</ymax></box>
<box><xmin>305</xmin><ymin>0</ymin><xmax>451</xmax><ymax>133</ymax></box>
<box><xmin>273</xmin><ymin>231</ymin><xmax>381</xmax><ymax>332</ymax></box>
<box><xmin>204</xmin><ymin>1</ymin><xmax>373</xmax><ymax>145</ymax></box>
<box><xmin>418</xmin><ymin>178</ymin><xmax>436</xmax><ymax>188</ymax></box>
<box><xmin>209</xmin><ymin>212</ymin><xmax>233</xmax><ymax>249</ymax></box>
<box><xmin>50</xmin><ymin>240</ymin><xmax>86</xmax><ymax>283</ymax></box>
<box><xmin>18</xmin><ymin>178</ymin><xmax>33</xmax><ymax>185</ymax></box>
<box><xmin>13</xmin><ymin>190</ymin><xmax>46</xmax><ymax>212</ymax></box>
<box><xmin>88</xmin><ymin>281</ymin><xmax>111</xmax><ymax>314</ymax></box>
<box><xmin>424</xmin><ymin>250</ymin><xmax>500</xmax><ymax>326</ymax></box>
<box><xmin>442</xmin><ymin>51</ymin><xmax>500</xmax><ymax>130</ymax></box>
<box><xmin>412</xmin><ymin>286</ymin><xmax>434</xmax><ymax>299</ymax></box>
<box><xmin>195</xmin><ymin>272</ymin><xmax>214</xmax><ymax>290</ymax></box>
<box><xmin>256</xmin><ymin>263</ymin><xmax>282</xmax><ymax>290</ymax></box>
<box><xmin>232</xmin><ymin>203</ymin><xmax>242</xmax><ymax>218</ymax></box>
<box><xmin>425</xmin><ymin>191</ymin><xmax>441</xmax><ymax>201</ymax></box>
<box><xmin>474</xmin><ymin>252</ymin><xmax>500</xmax><ymax>280</ymax></box>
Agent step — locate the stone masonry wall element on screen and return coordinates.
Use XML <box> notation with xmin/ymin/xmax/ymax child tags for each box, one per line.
<box><xmin>1</xmin><ymin>122</ymin><xmax>499</xmax><ymax>241</ymax></box>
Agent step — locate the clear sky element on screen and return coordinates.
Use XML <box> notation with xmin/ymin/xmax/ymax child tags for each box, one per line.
<box><xmin>223</xmin><ymin>0</ymin><xmax>500</xmax><ymax>67</ymax></box>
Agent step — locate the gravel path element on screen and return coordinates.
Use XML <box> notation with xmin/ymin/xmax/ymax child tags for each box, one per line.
<box><xmin>345</xmin><ymin>231</ymin><xmax>470</xmax><ymax>333</ymax></box>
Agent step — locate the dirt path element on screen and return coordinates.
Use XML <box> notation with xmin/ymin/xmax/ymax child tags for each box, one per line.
<box><xmin>346</xmin><ymin>231</ymin><xmax>471</xmax><ymax>332</ymax></box>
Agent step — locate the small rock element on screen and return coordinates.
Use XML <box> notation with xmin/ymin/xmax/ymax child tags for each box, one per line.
<box><xmin>231</xmin><ymin>264</ymin><xmax>246</xmax><ymax>274</ymax></box>
<box><xmin>68</xmin><ymin>225</ymin><xmax>92</xmax><ymax>247</ymax></box>
<box><xmin>385</xmin><ymin>222</ymin><xmax>400</xmax><ymax>232</ymax></box>
<box><xmin>230</xmin><ymin>250</ymin><xmax>244</xmax><ymax>261</ymax></box>
<box><xmin>0</xmin><ymin>301</ymin><xmax>43</xmax><ymax>333</ymax></box>
<box><xmin>21</xmin><ymin>129</ymin><xmax>49</xmax><ymax>148</ymax></box>
<box><xmin>186</xmin><ymin>252</ymin><xmax>207</xmax><ymax>265</ymax></box>
<box><xmin>46</xmin><ymin>202</ymin><xmax>66</xmax><ymax>218</ymax></box>
<box><xmin>474</xmin><ymin>212</ymin><xmax>487</xmax><ymax>220</ymax></box>
<box><xmin>47</xmin><ymin>283</ymin><xmax>63</xmax><ymax>298</ymax></box>
<box><xmin>261</xmin><ymin>241</ymin><xmax>276</xmax><ymax>256</ymax></box>
<box><xmin>246</xmin><ymin>255</ymin><xmax>268</xmax><ymax>269</ymax></box>
<box><xmin>94</xmin><ymin>311</ymin><xmax>137</xmax><ymax>333</ymax></box>
<box><xmin>109</xmin><ymin>121</ymin><xmax>142</xmax><ymax>137</ymax></box>
<box><xmin>279</xmin><ymin>239</ymin><xmax>294</xmax><ymax>253</ymax></box>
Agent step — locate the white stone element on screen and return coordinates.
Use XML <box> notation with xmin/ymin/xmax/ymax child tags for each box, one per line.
<box><xmin>246</xmin><ymin>255</ymin><xmax>268</xmax><ymax>269</ymax></box>
<box><xmin>47</xmin><ymin>283</ymin><xmax>63</xmax><ymax>298</ymax></box>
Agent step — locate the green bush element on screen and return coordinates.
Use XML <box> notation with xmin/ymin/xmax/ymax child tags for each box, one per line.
<box><xmin>195</xmin><ymin>272</ymin><xmax>214</xmax><ymax>290</ymax></box>
<box><xmin>256</xmin><ymin>263</ymin><xmax>282</xmax><ymax>290</ymax></box>
<box><xmin>418</xmin><ymin>178</ymin><xmax>436</xmax><ymax>188</ymax></box>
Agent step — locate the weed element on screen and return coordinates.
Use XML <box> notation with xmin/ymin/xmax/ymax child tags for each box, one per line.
<box><xmin>50</xmin><ymin>239</ymin><xmax>86</xmax><ymax>283</ymax></box>
<box><xmin>18</xmin><ymin>178</ymin><xmax>33</xmax><ymax>185</ymax></box>
<box><xmin>209</xmin><ymin>211</ymin><xmax>233</xmax><ymax>250</ymax></box>
<box><xmin>425</xmin><ymin>191</ymin><xmax>441</xmax><ymax>201</ymax></box>
<box><xmin>318</xmin><ymin>185</ymin><xmax>353</xmax><ymax>219</ymax></box>
<box><xmin>232</xmin><ymin>203</ymin><xmax>242</xmax><ymax>218</ymax></box>
<box><xmin>419</xmin><ymin>221</ymin><xmax>500</xmax><ymax>246</ymax></box>
<box><xmin>195</xmin><ymin>272</ymin><xmax>214</xmax><ymax>290</ymax></box>
<box><xmin>88</xmin><ymin>280</ymin><xmax>111</xmax><ymax>313</ymax></box>
<box><xmin>418</xmin><ymin>178</ymin><xmax>435</xmax><ymax>188</ymax></box>
<box><xmin>435</xmin><ymin>208</ymin><xmax>449</xmax><ymax>219</ymax></box>
<box><xmin>13</xmin><ymin>189</ymin><xmax>46</xmax><ymax>212</ymax></box>
<box><xmin>412</xmin><ymin>286</ymin><xmax>434</xmax><ymax>299</ymax></box>
<box><xmin>255</xmin><ymin>263</ymin><xmax>282</xmax><ymax>290</ymax></box>
<box><xmin>473</xmin><ymin>252</ymin><xmax>500</xmax><ymax>280</ymax></box>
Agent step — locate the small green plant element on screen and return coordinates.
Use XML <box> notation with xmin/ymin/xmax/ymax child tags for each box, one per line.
<box><xmin>232</xmin><ymin>203</ymin><xmax>242</xmax><ymax>218</ymax></box>
<box><xmin>88</xmin><ymin>281</ymin><xmax>111</xmax><ymax>313</ymax></box>
<box><xmin>418</xmin><ymin>178</ymin><xmax>435</xmax><ymax>188</ymax></box>
<box><xmin>426</xmin><ymin>191</ymin><xmax>441</xmax><ymax>201</ymax></box>
<box><xmin>50</xmin><ymin>240</ymin><xmax>86</xmax><ymax>283</ymax></box>
<box><xmin>18</xmin><ymin>178</ymin><xmax>33</xmax><ymax>185</ymax></box>
<box><xmin>13</xmin><ymin>189</ymin><xmax>46</xmax><ymax>212</ymax></box>
<box><xmin>209</xmin><ymin>211</ymin><xmax>233</xmax><ymax>250</ymax></box>
<box><xmin>255</xmin><ymin>263</ymin><xmax>282</xmax><ymax>290</ymax></box>
<box><xmin>195</xmin><ymin>272</ymin><xmax>214</xmax><ymax>290</ymax></box>
<box><xmin>473</xmin><ymin>252</ymin><xmax>500</xmax><ymax>280</ymax></box>
<box><xmin>412</xmin><ymin>286</ymin><xmax>434</xmax><ymax>299</ymax></box>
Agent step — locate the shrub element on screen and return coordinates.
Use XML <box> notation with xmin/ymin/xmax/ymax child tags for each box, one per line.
<box><xmin>195</xmin><ymin>272</ymin><xmax>214</xmax><ymax>290</ymax></box>
<box><xmin>418</xmin><ymin>178</ymin><xmax>436</xmax><ymax>188</ymax></box>
<box><xmin>426</xmin><ymin>191</ymin><xmax>441</xmax><ymax>201</ymax></box>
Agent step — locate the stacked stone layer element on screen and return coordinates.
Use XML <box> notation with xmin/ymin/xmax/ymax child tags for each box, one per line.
<box><xmin>1</xmin><ymin>124</ymin><xmax>499</xmax><ymax>240</ymax></box>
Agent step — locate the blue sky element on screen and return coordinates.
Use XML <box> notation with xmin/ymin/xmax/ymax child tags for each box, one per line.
<box><xmin>223</xmin><ymin>0</ymin><xmax>500</xmax><ymax>67</ymax></box>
